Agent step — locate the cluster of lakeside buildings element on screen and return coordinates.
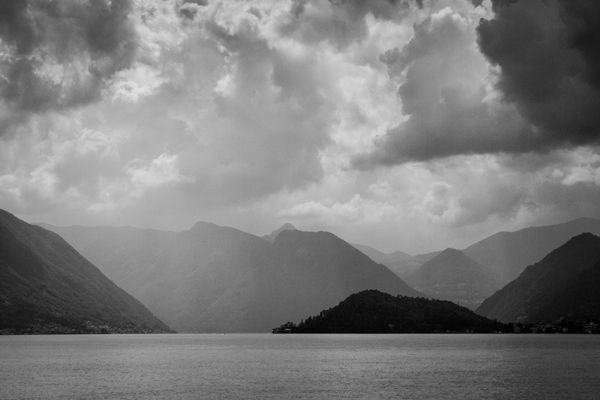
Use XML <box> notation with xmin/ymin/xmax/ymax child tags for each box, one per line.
<box><xmin>0</xmin><ymin>320</ymin><xmax>167</xmax><ymax>335</ymax></box>
<box><xmin>512</xmin><ymin>318</ymin><xmax>600</xmax><ymax>334</ymax></box>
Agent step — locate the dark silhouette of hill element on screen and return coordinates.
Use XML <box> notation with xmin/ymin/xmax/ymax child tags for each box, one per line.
<box><xmin>0</xmin><ymin>210</ymin><xmax>171</xmax><ymax>333</ymax></box>
<box><xmin>276</xmin><ymin>289</ymin><xmax>507</xmax><ymax>333</ymax></box>
<box><xmin>406</xmin><ymin>249</ymin><xmax>501</xmax><ymax>310</ymax></box>
<box><xmin>476</xmin><ymin>233</ymin><xmax>600</xmax><ymax>323</ymax></box>
<box><xmin>463</xmin><ymin>218</ymin><xmax>600</xmax><ymax>283</ymax></box>
<box><xmin>42</xmin><ymin>224</ymin><xmax>420</xmax><ymax>332</ymax></box>
<box><xmin>352</xmin><ymin>244</ymin><xmax>420</xmax><ymax>279</ymax></box>
<box><xmin>262</xmin><ymin>223</ymin><xmax>296</xmax><ymax>243</ymax></box>
<box><xmin>194</xmin><ymin>230</ymin><xmax>423</xmax><ymax>332</ymax></box>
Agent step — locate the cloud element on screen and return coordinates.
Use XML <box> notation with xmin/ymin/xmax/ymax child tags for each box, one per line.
<box><xmin>0</xmin><ymin>0</ymin><xmax>137</xmax><ymax>134</ymax></box>
<box><xmin>279</xmin><ymin>0</ymin><xmax>416</xmax><ymax>49</ymax></box>
<box><xmin>478</xmin><ymin>0</ymin><xmax>600</xmax><ymax>145</ymax></box>
<box><xmin>1</xmin><ymin>0</ymin><xmax>599</xmax><ymax>254</ymax></box>
<box><xmin>0</xmin><ymin>0</ymin><xmax>340</xmax><ymax>223</ymax></box>
<box><xmin>353</xmin><ymin>0</ymin><xmax>600</xmax><ymax>167</ymax></box>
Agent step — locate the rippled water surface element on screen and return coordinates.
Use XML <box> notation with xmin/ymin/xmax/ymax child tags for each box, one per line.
<box><xmin>1</xmin><ymin>334</ymin><xmax>599</xmax><ymax>399</ymax></box>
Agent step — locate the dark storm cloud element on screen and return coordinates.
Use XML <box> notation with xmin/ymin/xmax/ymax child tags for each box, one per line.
<box><xmin>178</xmin><ymin>0</ymin><xmax>208</xmax><ymax>20</ymax></box>
<box><xmin>353</xmin><ymin>0</ymin><xmax>600</xmax><ymax>168</ymax></box>
<box><xmin>478</xmin><ymin>0</ymin><xmax>600</xmax><ymax>145</ymax></box>
<box><xmin>0</xmin><ymin>0</ymin><xmax>137</xmax><ymax>132</ymax></box>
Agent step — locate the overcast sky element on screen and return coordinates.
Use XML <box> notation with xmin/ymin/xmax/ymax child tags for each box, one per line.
<box><xmin>1</xmin><ymin>0</ymin><xmax>599</xmax><ymax>254</ymax></box>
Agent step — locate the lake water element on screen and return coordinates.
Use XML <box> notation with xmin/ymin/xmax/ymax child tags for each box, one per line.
<box><xmin>1</xmin><ymin>334</ymin><xmax>599</xmax><ymax>399</ymax></box>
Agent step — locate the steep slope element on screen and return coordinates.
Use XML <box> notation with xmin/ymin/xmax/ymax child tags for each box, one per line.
<box><xmin>407</xmin><ymin>248</ymin><xmax>501</xmax><ymax>310</ymax></box>
<box><xmin>262</xmin><ymin>223</ymin><xmax>296</xmax><ymax>243</ymax></box>
<box><xmin>43</xmin><ymin>222</ymin><xmax>271</xmax><ymax>332</ymax></box>
<box><xmin>276</xmin><ymin>289</ymin><xmax>507</xmax><ymax>333</ymax></box>
<box><xmin>0</xmin><ymin>210</ymin><xmax>171</xmax><ymax>333</ymax></box>
<box><xmin>476</xmin><ymin>233</ymin><xmax>600</xmax><ymax>323</ymax></box>
<box><xmin>35</xmin><ymin>223</ymin><xmax>145</xmax><ymax>279</ymax></box>
<box><xmin>195</xmin><ymin>230</ymin><xmax>423</xmax><ymax>332</ymax></box>
<box><xmin>463</xmin><ymin>217</ymin><xmax>600</xmax><ymax>283</ymax></box>
<box><xmin>412</xmin><ymin>251</ymin><xmax>443</xmax><ymax>264</ymax></box>
<box><xmin>352</xmin><ymin>244</ymin><xmax>421</xmax><ymax>279</ymax></box>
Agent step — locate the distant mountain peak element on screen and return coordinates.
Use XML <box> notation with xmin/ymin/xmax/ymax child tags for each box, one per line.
<box><xmin>411</xmin><ymin>248</ymin><xmax>485</xmax><ymax>280</ymax></box>
<box><xmin>407</xmin><ymin>247</ymin><xmax>499</xmax><ymax>310</ymax></box>
<box><xmin>279</xmin><ymin>222</ymin><xmax>297</xmax><ymax>230</ymax></box>
<box><xmin>190</xmin><ymin>221</ymin><xmax>218</xmax><ymax>230</ymax></box>
<box><xmin>439</xmin><ymin>247</ymin><xmax>460</xmax><ymax>255</ymax></box>
<box><xmin>263</xmin><ymin>222</ymin><xmax>297</xmax><ymax>243</ymax></box>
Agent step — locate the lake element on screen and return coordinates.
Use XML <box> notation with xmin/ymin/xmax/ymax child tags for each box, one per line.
<box><xmin>1</xmin><ymin>334</ymin><xmax>599</xmax><ymax>399</ymax></box>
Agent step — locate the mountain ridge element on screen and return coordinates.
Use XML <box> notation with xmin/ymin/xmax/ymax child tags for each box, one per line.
<box><xmin>262</xmin><ymin>223</ymin><xmax>297</xmax><ymax>243</ymax></box>
<box><xmin>191</xmin><ymin>229</ymin><xmax>423</xmax><ymax>332</ymax></box>
<box><xmin>0</xmin><ymin>210</ymin><xmax>171</xmax><ymax>334</ymax></box>
<box><xmin>476</xmin><ymin>233</ymin><xmax>600</xmax><ymax>323</ymax></box>
<box><xmin>41</xmin><ymin>222</ymin><xmax>420</xmax><ymax>332</ymax></box>
<box><xmin>463</xmin><ymin>217</ymin><xmax>600</xmax><ymax>282</ymax></box>
<box><xmin>407</xmin><ymin>248</ymin><xmax>501</xmax><ymax>309</ymax></box>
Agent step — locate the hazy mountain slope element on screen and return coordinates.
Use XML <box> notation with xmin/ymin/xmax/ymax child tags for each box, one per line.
<box><xmin>0</xmin><ymin>210</ymin><xmax>170</xmax><ymax>333</ymax></box>
<box><xmin>262</xmin><ymin>223</ymin><xmax>296</xmax><ymax>243</ymax></box>
<box><xmin>44</xmin><ymin>222</ymin><xmax>421</xmax><ymax>332</ymax></box>
<box><xmin>195</xmin><ymin>230</ymin><xmax>423</xmax><ymax>332</ymax></box>
<box><xmin>412</xmin><ymin>251</ymin><xmax>442</xmax><ymax>264</ymax></box>
<box><xmin>36</xmin><ymin>223</ymin><xmax>145</xmax><ymax>272</ymax></box>
<box><xmin>476</xmin><ymin>233</ymin><xmax>600</xmax><ymax>323</ymax></box>
<box><xmin>463</xmin><ymin>217</ymin><xmax>600</xmax><ymax>283</ymax></box>
<box><xmin>407</xmin><ymin>249</ymin><xmax>501</xmax><ymax>310</ymax></box>
<box><xmin>351</xmin><ymin>244</ymin><xmax>420</xmax><ymax>279</ymax></box>
<box><xmin>352</xmin><ymin>244</ymin><xmax>412</xmax><ymax>262</ymax></box>
<box><xmin>278</xmin><ymin>289</ymin><xmax>507</xmax><ymax>333</ymax></box>
<box><xmin>43</xmin><ymin>222</ymin><xmax>271</xmax><ymax>332</ymax></box>
<box><xmin>37</xmin><ymin>224</ymin><xmax>172</xmax><ymax>284</ymax></box>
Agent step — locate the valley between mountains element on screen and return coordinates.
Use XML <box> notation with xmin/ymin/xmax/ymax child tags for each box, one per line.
<box><xmin>2</xmin><ymin>207</ymin><xmax>600</xmax><ymax>333</ymax></box>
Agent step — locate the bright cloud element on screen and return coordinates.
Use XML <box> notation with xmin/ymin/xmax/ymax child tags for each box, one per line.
<box><xmin>1</xmin><ymin>0</ymin><xmax>599</xmax><ymax>253</ymax></box>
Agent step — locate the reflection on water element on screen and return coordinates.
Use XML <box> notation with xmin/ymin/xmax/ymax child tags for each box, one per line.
<box><xmin>1</xmin><ymin>334</ymin><xmax>599</xmax><ymax>399</ymax></box>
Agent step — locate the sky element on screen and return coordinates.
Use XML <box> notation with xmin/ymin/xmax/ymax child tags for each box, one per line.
<box><xmin>1</xmin><ymin>0</ymin><xmax>599</xmax><ymax>254</ymax></box>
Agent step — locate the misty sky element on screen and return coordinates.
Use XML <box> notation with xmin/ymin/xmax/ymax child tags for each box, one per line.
<box><xmin>1</xmin><ymin>0</ymin><xmax>599</xmax><ymax>254</ymax></box>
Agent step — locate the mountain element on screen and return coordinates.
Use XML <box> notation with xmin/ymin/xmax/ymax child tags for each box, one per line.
<box><xmin>463</xmin><ymin>217</ymin><xmax>600</xmax><ymax>283</ymax></box>
<box><xmin>35</xmin><ymin>223</ymin><xmax>145</xmax><ymax>272</ymax></box>
<box><xmin>406</xmin><ymin>248</ymin><xmax>501</xmax><ymax>310</ymax></box>
<box><xmin>183</xmin><ymin>230</ymin><xmax>423</xmax><ymax>332</ymax></box>
<box><xmin>352</xmin><ymin>244</ymin><xmax>421</xmax><ymax>279</ymax></box>
<box><xmin>352</xmin><ymin>244</ymin><xmax>412</xmax><ymax>261</ymax></box>
<box><xmin>41</xmin><ymin>222</ymin><xmax>272</xmax><ymax>332</ymax></box>
<box><xmin>262</xmin><ymin>223</ymin><xmax>296</xmax><ymax>243</ymax></box>
<box><xmin>476</xmin><ymin>233</ymin><xmax>600</xmax><ymax>323</ymax></box>
<box><xmin>0</xmin><ymin>210</ymin><xmax>171</xmax><ymax>334</ymax></box>
<box><xmin>42</xmin><ymin>223</ymin><xmax>420</xmax><ymax>332</ymax></box>
<box><xmin>274</xmin><ymin>289</ymin><xmax>508</xmax><ymax>333</ymax></box>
